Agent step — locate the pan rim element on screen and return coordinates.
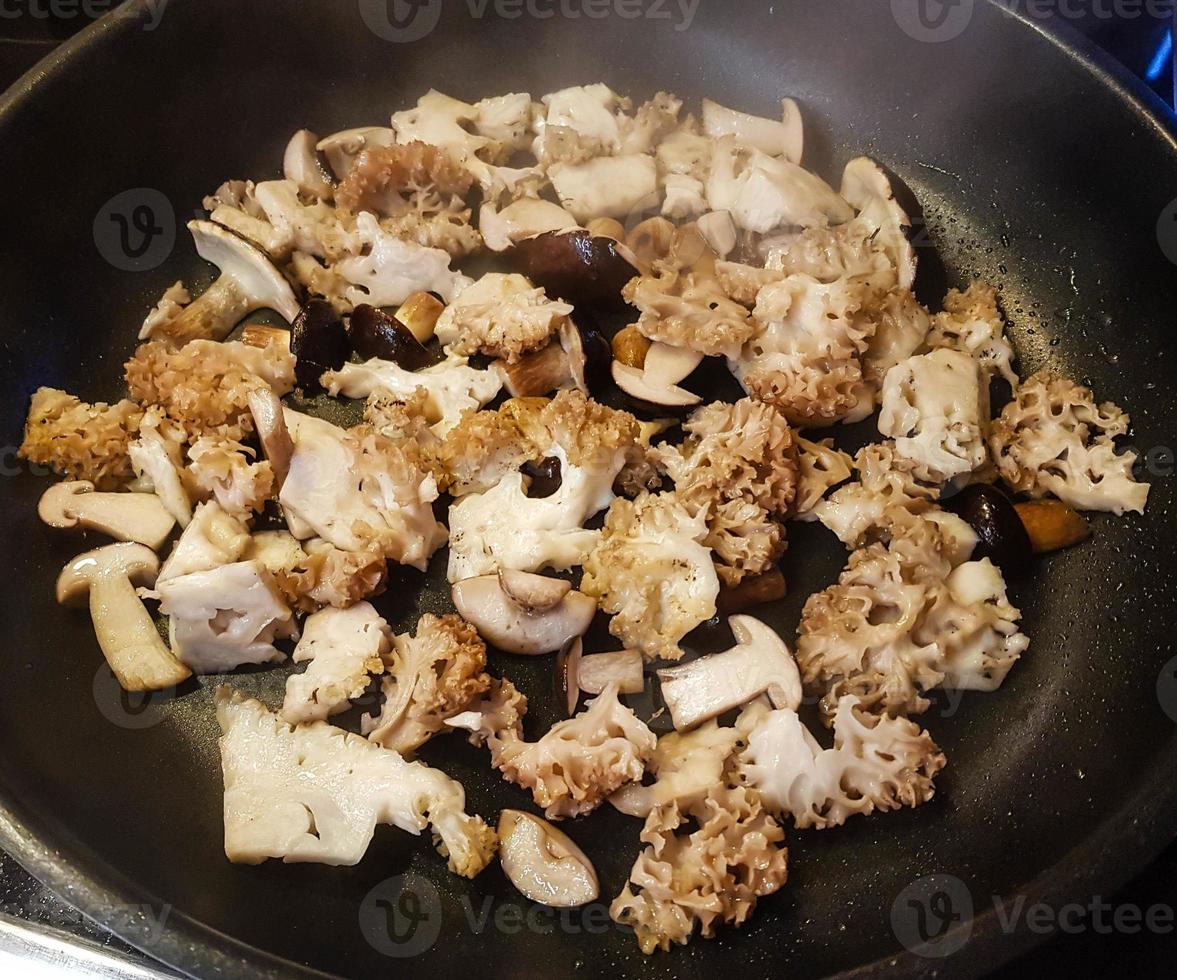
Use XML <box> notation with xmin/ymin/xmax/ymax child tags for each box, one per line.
<box><xmin>0</xmin><ymin>1</ymin><xmax>1174</xmax><ymax>978</ymax></box>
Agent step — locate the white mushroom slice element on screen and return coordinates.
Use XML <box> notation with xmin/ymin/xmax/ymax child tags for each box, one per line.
<box><xmin>548</xmin><ymin>155</ymin><xmax>659</xmax><ymax>223</ymax></box>
<box><xmin>657</xmin><ymin>616</ymin><xmax>801</xmax><ymax>731</ymax></box>
<box><xmin>579</xmin><ymin>650</ymin><xmax>644</xmax><ymax>696</ymax></box>
<box><xmin>479</xmin><ymin>199</ymin><xmax>580</xmax><ymax>252</ymax></box>
<box><xmin>643</xmin><ymin>342</ymin><xmax>705</xmax><ymax>385</ymax></box>
<box><xmin>498</xmin><ymin>569</ymin><xmax>572</xmax><ymax>613</ymax></box>
<box><xmin>283</xmin><ymin>129</ymin><xmax>333</xmax><ymax>200</ymax></box>
<box><xmin>694</xmin><ymin>210</ymin><xmax>737</xmax><ymax>260</ymax></box>
<box><xmin>841</xmin><ymin>156</ymin><xmax>916</xmax><ymax>291</ymax></box>
<box><xmin>612</xmin><ymin>361</ymin><xmax>701</xmax><ymax>408</ymax></box>
<box><xmin>247</xmin><ymin>387</ymin><xmax>294</xmax><ymax>488</ymax></box>
<box><xmin>56</xmin><ymin>543</ymin><xmax>191</xmax><ymax>692</ymax></box>
<box><xmin>702</xmin><ymin>97</ymin><xmax>804</xmax><ymax>164</ymax></box>
<box><xmin>451</xmin><ymin>575</ymin><xmax>596</xmax><ymax>655</ymax></box>
<box><xmin>39</xmin><ymin>482</ymin><xmax>175</xmax><ymax>551</ymax></box>
<box><xmin>498</xmin><ymin>810</ymin><xmax>599</xmax><ymax>908</ymax></box>
<box><xmin>316</xmin><ymin>126</ymin><xmax>397</xmax><ymax>180</ymax></box>
<box><xmin>140</xmin><ymin>221</ymin><xmax>300</xmax><ymax>343</ymax></box>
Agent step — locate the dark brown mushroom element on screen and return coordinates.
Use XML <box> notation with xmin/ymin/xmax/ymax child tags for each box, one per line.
<box><xmin>944</xmin><ymin>484</ymin><xmax>1032</xmax><ymax>575</ymax></box>
<box><xmin>508</xmin><ymin>231</ymin><xmax>639</xmax><ymax>311</ymax></box>
<box><xmin>346</xmin><ymin>304</ymin><xmax>433</xmax><ymax>369</ymax></box>
<box><xmin>291</xmin><ymin>299</ymin><xmax>348</xmax><ymax>389</ymax></box>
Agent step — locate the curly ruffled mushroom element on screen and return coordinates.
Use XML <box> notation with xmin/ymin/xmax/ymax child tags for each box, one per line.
<box><xmin>20</xmin><ymin>388</ymin><xmax>143</xmax><ymax>490</ymax></box>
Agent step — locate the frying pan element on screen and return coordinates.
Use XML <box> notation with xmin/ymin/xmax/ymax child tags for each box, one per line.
<box><xmin>0</xmin><ymin>0</ymin><xmax>1174</xmax><ymax>976</ymax></box>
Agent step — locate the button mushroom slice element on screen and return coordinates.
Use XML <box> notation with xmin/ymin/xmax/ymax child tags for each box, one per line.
<box><xmin>497</xmin><ymin>809</ymin><xmax>599</xmax><ymax>908</ymax></box>
<box><xmin>451</xmin><ymin>573</ymin><xmax>596</xmax><ymax>655</ymax></box>
<box><xmin>499</xmin><ymin>569</ymin><xmax>572</xmax><ymax>612</ymax></box>
<box><xmin>496</xmin><ymin>341</ymin><xmax>574</xmax><ymax>399</ymax></box>
<box><xmin>283</xmin><ymin>129</ymin><xmax>334</xmax><ymax>200</ymax></box>
<box><xmin>246</xmin><ymin>388</ymin><xmax>294</xmax><ymax>489</ymax></box>
<box><xmin>140</xmin><ymin>221</ymin><xmax>301</xmax><ymax>344</ymax></box>
<box><xmin>56</xmin><ymin>543</ymin><xmax>191</xmax><ymax>692</ymax></box>
<box><xmin>39</xmin><ymin>482</ymin><xmax>176</xmax><ymax>551</ymax></box>
<box><xmin>656</xmin><ymin>615</ymin><xmax>801</xmax><ymax>731</ymax></box>
<box><xmin>611</xmin><ymin>341</ymin><xmax>704</xmax><ymax>409</ymax></box>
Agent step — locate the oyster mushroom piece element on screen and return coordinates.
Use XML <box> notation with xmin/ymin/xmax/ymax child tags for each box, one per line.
<box><xmin>498</xmin><ymin>809</ymin><xmax>599</xmax><ymax>908</ymax></box>
<box><xmin>39</xmin><ymin>481</ymin><xmax>175</xmax><ymax>551</ymax></box>
<box><xmin>56</xmin><ymin>542</ymin><xmax>191</xmax><ymax>692</ymax></box>
<box><xmin>140</xmin><ymin>221</ymin><xmax>301</xmax><ymax>343</ymax></box>
<box><xmin>657</xmin><ymin>616</ymin><xmax>801</xmax><ymax>731</ymax></box>
<box><xmin>451</xmin><ymin>572</ymin><xmax>596</xmax><ymax>655</ymax></box>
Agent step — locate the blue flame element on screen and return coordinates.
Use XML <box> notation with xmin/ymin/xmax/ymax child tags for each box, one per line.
<box><xmin>1146</xmin><ymin>30</ymin><xmax>1172</xmax><ymax>82</ymax></box>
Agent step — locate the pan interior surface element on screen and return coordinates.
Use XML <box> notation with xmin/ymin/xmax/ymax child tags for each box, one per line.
<box><xmin>0</xmin><ymin>1</ymin><xmax>1174</xmax><ymax>977</ymax></box>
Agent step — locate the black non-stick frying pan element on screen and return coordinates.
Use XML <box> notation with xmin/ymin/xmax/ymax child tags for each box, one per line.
<box><xmin>0</xmin><ymin>0</ymin><xmax>1174</xmax><ymax>976</ymax></box>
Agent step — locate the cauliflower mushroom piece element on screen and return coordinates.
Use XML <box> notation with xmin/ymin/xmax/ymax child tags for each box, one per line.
<box><xmin>19</xmin><ymin>387</ymin><xmax>143</xmax><ymax>490</ymax></box>
<box><xmin>490</xmin><ymin>683</ymin><xmax>656</xmax><ymax>820</ymax></box>
<box><xmin>215</xmin><ymin>688</ymin><xmax>496</xmax><ymax>875</ymax></box>
<box><xmin>278</xmin><ymin>411</ymin><xmax>447</xmax><ymax>567</ymax></box>
<box><xmin>157</xmin><ymin>500</ymin><xmax>250</xmax><ymax>584</ymax></box>
<box><xmin>435</xmin><ymin>273</ymin><xmax>574</xmax><ymax>364</ymax></box>
<box><xmin>729</xmin><ymin>272</ymin><xmax>874</xmax><ymax>427</ymax></box>
<box><xmin>707</xmin><ymin>135</ymin><xmax>852</xmax><ymax>234</ymax></box>
<box><xmin>548</xmin><ymin>155</ymin><xmax>659</xmax><ymax>223</ymax></box>
<box><xmin>657</xmin><ymin>616</ymin><xmax>802</xmax><ymax>731</ymax></box>
<box><xmin>317</xmin><ymin>126</ymin><xmax>397</xmax><ymax>181</ymax></box>
<box><xmin>275</xmin><ymin>538</ymin><xmax>388</xmax><ymax>613</ymax></box>
<box><xmin>281</xmin><ymin>602</ymin><xmax>391</xmax><ymax>725</ymax></box>
<box><xmin>879</xmin><ymin>348</ymin><xmax>988</xmax><ymax>484</ymax></box>
<box><xmin>792</xmin><ymin>435</ymin><xmax>853</xmax><ymax>519</ymax></box>
<box><xmin>610</xmin><ymin>782</ymin><xmax>788</xmax><ymax>955</ymax></box>
<box><xmin>797</xmin><ymin>509</ymin><xmax>1028</xmax><ymax>721</ymax></box>
<box><xmin>839</xmin><ymin>156</ymin><xmax>917</xmax><ymax>292</ymax></box>
<box><xmin>184</xmin><ymin>436</ymin><xmax>275</xmax><ymax>522</ymax></box>
<box><xmin>38</xmin><ymin>481</ymin><xmax>175</xmax><ymax>551</ymax></box>
<box><xmin>140</xmin><ymin>221</ymin><xmax>300</xmax><ymax>344</ymax></box>
<box><xmin>321</xmin><ymin>356</ymin><xmax>503</xmax><ymax>437</ymax></box>
<box><xmin>736</xmin><ymin>694</ymin><xmax>945</xmax><ymax>830</ymax></box>
<box><xmin>156</xmin><ymin>560</ymin><xmax>297</xmax><ymax>673</ymax></box>
<box><xmin>56</xmin><ymin>542</ymin><xmax>192</xmax><ymax>692</ymax></box>
<box><xmin>925</xmin><ymin>282</ymin><xmax>1018</xmax><ymax>386</ymax></box>
<box><xmin>581</xmin><ymin>492</ymin><xmax>720</xmax><ymax>662</ymax></box>
<box><xmin>989</xmin><ymin>371</ymin><xmax>1148</xmax><ymax>514</ymax></box>
<box><xmin>127</xmin><ymin>408</ymin><xmax>192</xmax><ymax>527</ymax></box>
<box><xmin>362</xmin><ymin>613</ymin><xmax>491</xmax><ymax>755</ymax></box>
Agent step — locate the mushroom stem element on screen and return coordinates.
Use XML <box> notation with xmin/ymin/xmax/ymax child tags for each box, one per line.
<box><xmin>89</xmin><ymin>574</ymin><xmax>191</xmax><ymax>691</ymax></box>
<box><xmin>163</xmin><ymin>278</ymin><xmax>256</xmax><ymax>344</ymax></box>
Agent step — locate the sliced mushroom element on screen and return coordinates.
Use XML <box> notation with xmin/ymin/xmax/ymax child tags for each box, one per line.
<box><xmin>247</xmin><ymin>388</ymin><xmax>294</xmax><ymax>488</ymax></box>
<box><xmin>479</xmin><ymin>199</ymin><xmax>580</xmax><ymax>252</ymax></box>
<box><xmin>395</xmin><ymin>291</ymin><xmax>446</xmax><ymax>344</ymax></box>
<box><xmin>451</xmin><ymin>574</ymin><xmax>596</xmax><ymax>655</ymax></box>
<box><xmin>57</xmin><ymin>543</ymin><xmax>191</xmax><ymax>692</ymax></box>
<box><xmin>316</xmin><ymin>126</ymin><xmax>397</xmax><ymax>181</ymax></box>
<box><xmin>239</xmin><ymin>324</ymin><xmax>292</xmax><ymax>353</ymax></box>
<box><xmin>347</xmin><ymin>304</ymin><xmax>432</xmax><ymax>369</ymax></box>
<box><xmin>696</xmin><ymin>210</ymin><xmax>737</xmax><ymax>259</ymax></box>
<box><xmin>140</xmin><ymin>221</ymin><xmax>300</xmax><ymax>343</ymax></box>
<box><xmin>702</xmin><ymin>97</ymin><xmax>804</xmax><ymax>164</ymax></box>
<box><xmin>39</xmin><ymin>482</ymin><xmax>175</xmax><ymax>551</ymax></box>
<box><xmin>292</xmin><ymin>299</ymin><xmax>350</xmax><ymax>389</ymax></box>
<box><xmin>554</xmin><ymin>636</ymin><xmax>583</xmax><ymax>717</ymax></box>
<box><xmin>578</xmin><ymin>649</ymin><xmax>644</xmax><ymax>696</ymax></box>
<box><xmin>498</xmin><ymin>809</ymin><xmax>599</xmax><ymax>908</ymax></box>
<box><xmin>656</xmin><ymin>615</ymin><xmax>801</xmax><ymax>731</ymax></box>
<box><xmin>497</xmin><ymin>341</ymin><xmax>573</xmax><ymax>398</ymax></box>
<box><xmin>499</xmin><ymin>569</ymin><xmax>571</xmax><ymax>612</ymax></box>
<box><xmin>507</xmin><ymin>230</ymin><xmax>639</xmax><ymax>311</ymax></box>
<box><xmin>283</xmin><ymin>129</ymin><xmax>334</xmax><ymax>200</ymax></box>
<box><xmin>612</xmin><ymin>341</ymin><xmax>704</xmax><ymax>410</ymax></box>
